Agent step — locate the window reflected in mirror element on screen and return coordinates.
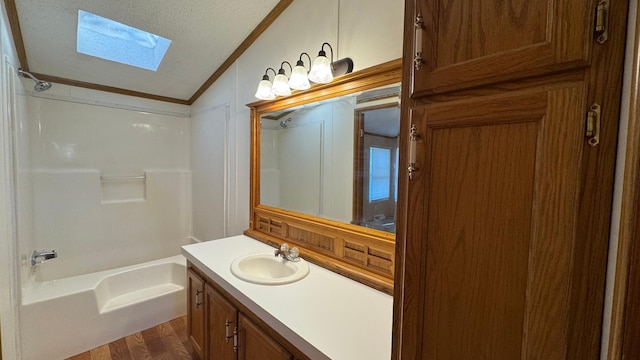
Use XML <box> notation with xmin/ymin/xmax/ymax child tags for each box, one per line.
<box><xmin>259</xmin><ymin>84</ymin><xmax>400</xmax><ymax>234</ymax></box>
<box><xmin>353</xmin><ymin>103</ymin><xmax>400</xmax><ymax>233</ymax></box>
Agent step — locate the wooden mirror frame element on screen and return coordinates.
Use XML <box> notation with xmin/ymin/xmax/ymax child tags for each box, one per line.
<box><xmin>245</xmin><ymin>59</ymin><xmax>402</xmax><ymax>294</ymax></box>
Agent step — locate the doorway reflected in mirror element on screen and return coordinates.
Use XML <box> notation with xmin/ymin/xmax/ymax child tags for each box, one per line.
<box><xmin>352</xmin><ymin>95</ymin><xmax>400</xmax><ymax>233</ymax></box>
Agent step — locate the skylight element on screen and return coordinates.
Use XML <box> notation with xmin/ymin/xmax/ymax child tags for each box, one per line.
<box><xmin>77</xmin><ymin>10</ymin><xmax>171</xmax><ymax>71</ymax></box>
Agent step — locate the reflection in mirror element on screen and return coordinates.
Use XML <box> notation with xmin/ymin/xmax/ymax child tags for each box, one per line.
<box><xmin>353</xmin><ymin>103</ymin><xmax>400</xmax><ymax>233</ymax></box>
<box><xmin>259</xmin><ymin>84</ymin><xmax>400</xmax><ymax>233</ymax></box>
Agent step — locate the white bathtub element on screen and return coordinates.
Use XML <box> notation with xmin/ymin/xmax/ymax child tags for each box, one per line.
<box><xmin>19</xmin><ymin>255</ymin><xmax>187</xmax><ymax>360</ymax></box>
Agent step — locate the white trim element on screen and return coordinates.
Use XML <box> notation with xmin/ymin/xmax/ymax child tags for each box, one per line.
<box><xmin>190</xmin><ymin>101</ymin><xmax>228</xmax><ymax>116</ymax></box>
<box><xmin>231</xmin><ymin>62</ymin><xmax>241</xmax><ymax>236</ymax></box>
<box><xmin>187</xmin><ymin>236</ymin><xmax>202</xmax><ymax>244</ymax></box>
<box><xmin>1</xmin><ymin>56</ymin><xmax>21</xmax><ymax>360</ymax></box>
<box><xmin>600</xmin><ymin>0</ymin><xmax>638</xmax><ymax>358</ymax></box>
<box><xmin>223</xmin><ymin>102</ymin><xmax>231</xmax><ymax>238</ymax></box>
<box><xmin>21</xmin><ymin>88</ymin><xmax>191</xmax><ymax>118</ymax></box>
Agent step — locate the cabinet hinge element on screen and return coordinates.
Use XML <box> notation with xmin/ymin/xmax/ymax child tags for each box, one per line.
<box><xmin>233</xmin><ymin>327</ymin><xmax>239</xmax><ymax>352</ymax></box>
<box><xmin>414</xmin><ymin>13</ymin><xmax>424</xmax><ymax>71</ymax></box>
<box><xmin>586</xmin><ymin>103</ymin><xmax>601</xmax><ymax>147</ymax></box>
<box><xmin>408</xmin><ymin>124</ymin><xmax>419</xmax><ymax>179</ymax></box>
<box><xmin>195</xmin><ymin>289</ymin><xmax>202</xmax><ymax>308</ymax></box>
<box><xmin>595</xmin><ymin>0</ymin><xmax>609</xmax><ymax>44</ymax></box>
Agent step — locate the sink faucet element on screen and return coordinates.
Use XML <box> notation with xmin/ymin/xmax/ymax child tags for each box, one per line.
<box><xmin>30</xmin><ymin>250</ymin><xmax>57</xmax><ymax>267</ymax></box>
<box><xmin>274</xmin><ymin>243</ymin><xmax>300</xmax><ymax>262</ymax></box>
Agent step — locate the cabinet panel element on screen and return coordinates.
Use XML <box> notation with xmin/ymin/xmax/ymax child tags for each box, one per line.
<box><xmin>188</xmin><ymin>261</ymin><xmax>308</xmax><ymax>360</ymax></box>
<box><xmin>206</xmin><ymin>284</ymin><xmax>237</xmax><ymax>360</ymax></box>
<box><xmin>238</xmin><ymin>313</ymin><xmax>292</xmax><ymax>360</ymax></box>
<box><xmin>187</xmin><ymin>268</ymin><xmax>206</xmax><ymax>359</ymax></box>
<box><xmin>422</xmin><ymin>116</ymin><xmax>539</xmax><ymax>359</ymax></box>
<box><xmin>402</xmin><ymin>84</ymin><xmax>589</xmax><ymax>358</ymax></box>
<box><xmin>408</xmin><ymin>0</ymin><xmax>593</xmax><ymax>96</ymax></box>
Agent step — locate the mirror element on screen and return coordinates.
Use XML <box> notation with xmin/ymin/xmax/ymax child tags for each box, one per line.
<box><xmin>247</xmin><ymin>59</ymin><xmax>401</xmax><ymax>294</ymax></box>
<box><xmin>259</xmin><ymin>85</ymin><xmax>400</xmax><ymax>233</ymax></box>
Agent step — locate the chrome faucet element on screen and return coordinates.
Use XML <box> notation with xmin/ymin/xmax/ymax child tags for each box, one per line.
<box><xmin>30</xmin><ymin>250</ymin><xmax>57</xmax><ymax>267</ymax></box>
<box><xmin>274</xmin><ymin>243</ymin><xmax>300</xmax><ymax>262</ymax></box>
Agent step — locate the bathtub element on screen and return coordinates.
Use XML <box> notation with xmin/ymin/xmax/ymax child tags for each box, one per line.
<box><xmin>19</xmin><ymin>255</ymin><xmax>187</xmax><ymax>360</ymax></box>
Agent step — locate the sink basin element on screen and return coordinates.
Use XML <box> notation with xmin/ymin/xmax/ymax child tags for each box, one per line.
<box><xmin>230</xmin><ymin>252</ymin><xmax>310</xmax><ymax>285</ymax></box>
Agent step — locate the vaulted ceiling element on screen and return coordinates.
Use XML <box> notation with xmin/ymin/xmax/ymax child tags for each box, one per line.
<box><xmin>5</xmin><ymin>0</ymin><xmax>292</xmax><ymax>104</ymax></box>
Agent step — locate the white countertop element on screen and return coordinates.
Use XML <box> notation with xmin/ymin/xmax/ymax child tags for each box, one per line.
<box><xmin>181</xmin><ymin>235</ymin><xmax>393</xmax><ymax>360</ymax></box>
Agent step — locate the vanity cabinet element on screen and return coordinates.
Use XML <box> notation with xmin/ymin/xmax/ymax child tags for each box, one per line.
<box><xmin>206</xmin><ymin>284</ymin><xmax>236</xmax><ymax>359</ymax></box>
<box><xmin>187</xmin><ymin>268</ymin><xmax>206</xmax><ymax>359</ymax></box>
<box><xmin>394</xmin><ymin>0</ymin><xmax>628</xmax><ymax>359</ymax></box>
<box><xmin>188</xmin><ymin>262</ymin><xmax>304</xmax><ymax>360</ymax></box>
<box><xmin>238</xmin><ymin>313</ymin><xmax>292</xmax><ymax>360</ymax></box>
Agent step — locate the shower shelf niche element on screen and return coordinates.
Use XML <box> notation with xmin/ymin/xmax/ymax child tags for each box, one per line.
<box><xmin>100</xmin><ymin>173</ymin><xmax>146</xmax><ymax>204</ymax></box>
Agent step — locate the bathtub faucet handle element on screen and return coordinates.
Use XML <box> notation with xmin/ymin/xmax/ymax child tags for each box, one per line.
<box><xmin>30</xmin><ymin>250</ymin><xmax>57</xmax><ymax>267</ymax></box>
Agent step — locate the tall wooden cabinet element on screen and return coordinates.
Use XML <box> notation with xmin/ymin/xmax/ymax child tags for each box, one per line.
<box><xmin>394</xmin><ymin>0</ymin><xmax>628</xmax><ymax>359</ymax></box>
<box><xmin>409</xmin><ymin>0</ymin><xmax>594</xmax><ymax>97</ymax></box>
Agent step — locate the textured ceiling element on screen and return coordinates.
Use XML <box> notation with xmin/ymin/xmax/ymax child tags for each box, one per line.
<box><xmin>13</xmin><ymin>0</ymin><xmax>282</xmax><ymax>101</ymax></box>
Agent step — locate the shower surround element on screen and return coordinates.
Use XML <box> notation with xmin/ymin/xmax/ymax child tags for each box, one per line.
<box><xmin>18</xmin><ymin>91</ymin><xmax>192</xmax><ymax>282</ymax></box>
<box><xmin>13</xmin><ymin>86</ymin><xmax>193</xmax><ymax>358</ymax></box>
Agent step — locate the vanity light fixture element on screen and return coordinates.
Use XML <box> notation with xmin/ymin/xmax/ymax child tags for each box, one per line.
<box><xmin>308</xmin><ymin>42</ymin><xmax>354</xmax><ymax>84</ymax></box>
<box><xmin>271</xmin><ymin>61</ymin><xmax>293</xmax><ymax>96</ymax></box>
<box><xmin>288</xmin><ymin>53</ymin><xmax>312</xmax><ymax>90</ymax></box>
<box><xmin>253</xmin><ymin>42</ymin><xmax>354</xmax><ymax>100</ymax></box>
<box><xmin>255</xmin><ymin>68</ymin><xmax>277</xmax><ymax>100</ymax></box>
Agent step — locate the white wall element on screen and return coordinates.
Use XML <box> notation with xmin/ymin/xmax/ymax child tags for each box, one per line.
<box><xmin>324</xmin><ymin>98</ymin><xmax>355</xmax><ymax>222</ymax></box>
<box><xmin>191</xmin><ymin>103</ymin><xmax>230</xmax><ymax>241</ymax></box>
<box><xmin>600</xmin><ymin>0</ymin><xmax>638</xmax><ymax>357</ymax></box>
<box><xmin>191</xmin><ymin>0</ymin><xmax>404</xmax><ymax>234</ymax></box>
<box><xmin>1</xmin><ymin>1</ymin><xmax>27</xmax><ymax>358</ymax></box>
<box><xmin>277</xmin><ymin>108</ymin><xmax>324</xmax><ymax>216</ymax></box>
<box><xmin>260</xmin><ymin>127</ymin><xmax>280</xmax><ymax>207</ymax></box>
<box><xmin>18</xmin><ymin>88</ymin><xmax>192</xmax><ymax>281</ymax></box>
<box><xmin>12</xmin><ymin>67</ymin><xmax>33</xmax><ymax>293</ymax></box>
<box><xmin>260</xmin><ymin>99</ymin><xmax>355</xmax><ymax>223</ymax></box>
<box><xmin>191</xmin><ymin>65</ymin><xmax>244</xmax><ymax>235</ymax></box>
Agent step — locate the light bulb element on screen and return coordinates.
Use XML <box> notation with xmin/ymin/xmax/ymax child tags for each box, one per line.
<box><xmin>271</xmin><ymin>72</ymin><xmax>291</xmax><ymax>96</ymax></box>
<box><xmin>308</xmin><ymin>55</ymin><xmax>333</xmax><ymax>84</ymax></box>
<box><xmin>288</xmin><ymin>62</ymin><xmax>310</xmax><ymax>90</ymax></box>
<box><xmin>254</xmin><ymin>77</ymin><xmax>275</xmax><ymax>100</ymax></box>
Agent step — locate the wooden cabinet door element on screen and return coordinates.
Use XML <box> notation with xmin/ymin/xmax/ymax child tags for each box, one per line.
<box><xmin>187</xmin><ymin>268</ymin><xmax>206</xmax><ymax>359</ymax></box>
<box><xmin>238</xmin><ymin>313</ymin><xmax>292</xmax><ymax>360</ymax></box>
<box><xmin>407</xmin><ymin>0</ymin><xmax>594</xmax><ymax>97</ymax></box>
<box><xmin>206</xmin><ymin>284</ymin><xmax>237</xmax><ymax>360</ymax></box>
<box><xmin>400</xmin><ymin>84</ymin><xmax>597</xmax><ymax>359</ymax></box>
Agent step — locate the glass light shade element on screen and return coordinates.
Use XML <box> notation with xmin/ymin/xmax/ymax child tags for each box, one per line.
<box><xmin>308</xmin><ymin>55</ymin><xmax>333</xmax><ymax>84</ymax></box>
<box><xmin>254</xmin><ymin>79</ymin><xmax>275</xmax><ymax>100</ymax></box>
<box><xmin>271</xmin><ymin>73</ymin><xmax>292</xmax><ymax>96</ymax></box>
<box><xmin>288</xmin><ymin>65</ymin><xmax>310</xmax><ymax>90</ymax></box>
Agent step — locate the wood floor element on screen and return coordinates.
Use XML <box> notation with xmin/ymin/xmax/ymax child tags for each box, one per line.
<box><xmin>66</xmin><ymin>316</ymin><xmax>195</xmax><ymax>360</ymax></box>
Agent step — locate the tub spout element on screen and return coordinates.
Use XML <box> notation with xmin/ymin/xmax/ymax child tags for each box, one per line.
<box><xmin>30</xmin><ymin>250</ymin><xmax>57</xmax><ymax>267</ymax></box>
